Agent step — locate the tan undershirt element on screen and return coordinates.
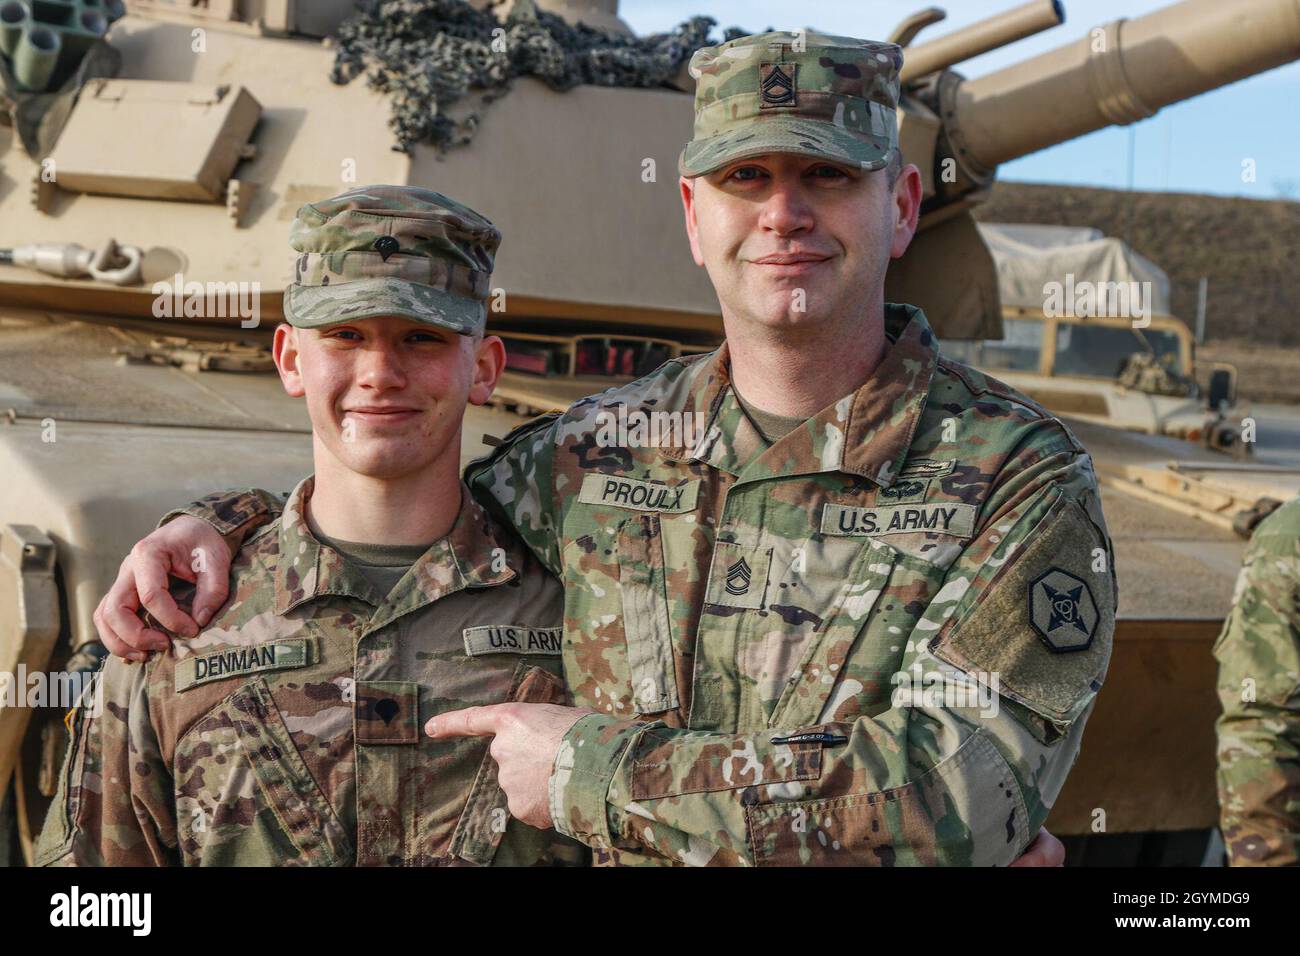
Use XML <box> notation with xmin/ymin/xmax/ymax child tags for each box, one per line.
<box><xmin>311</xmin><ymin>532</ymin><xmax>433</xmax><ymax>598</ymax></box>
<box><xmin>733</xmin><ymin>387</ymin><xmax>807</xmax><ymax>445</ymax></box>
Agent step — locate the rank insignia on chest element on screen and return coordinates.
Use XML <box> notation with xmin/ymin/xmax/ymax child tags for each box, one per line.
<box><xmin>705</xmin><ymin>543</ymin><xmax>771</xmax><ymax>610</ymax></box>
<box><xmin>724</xmin><ymin>557</ymin><xmax>752</xmax><ymax>595</ymax></box>
<box><xmin>355</xmin><ymin>680</ymin><xmax>419</xmax><ymax>745</ymax></box>
<box><xmin>1029</xmin><ymin>568</ymin><xmax>1099</xmax><ymax>652</ymax></box>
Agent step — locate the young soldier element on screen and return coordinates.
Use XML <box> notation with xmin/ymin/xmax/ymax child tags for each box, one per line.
<box><xmin>37</xmin><ymin>186</ymin><xmax>582</xmax><ymax>866</ymax></box>
<box><xmin>94</xmin><ymin>34</ymin><xmax>1095</xmax><ymax>866</ymax></box>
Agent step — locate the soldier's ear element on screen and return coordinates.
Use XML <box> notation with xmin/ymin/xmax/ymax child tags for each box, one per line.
<box><xmin>889</xmin><ymin>162</ymin><xmax>922</xmax><ymax>260</ymax></box>
<box><xmin>468</xmin><ymin>334</ymin><xmax>506</xmax><ymax>406</ymax></box>
<box><xmin>680</xmin><ymin>176</ymin><xmax>706</xmax><ymax>268</ymax></box>
<box><xmin>273</xmin><ymin>323</ymin><xmax>306</xmax><ymax>398</ymax></box>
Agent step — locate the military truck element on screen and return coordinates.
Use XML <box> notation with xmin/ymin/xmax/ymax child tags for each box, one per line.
<box><xmin>938</xmin><ymin>223</ymin><xmax>1251</xmax><ymax>456</ymax></box>
<box><xmin>3</xmin><ymin>0</ymin><xmax>1299</xmax><ymax>865</ymax></box>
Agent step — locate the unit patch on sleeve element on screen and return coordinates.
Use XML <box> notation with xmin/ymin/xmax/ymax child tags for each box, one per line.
<box><xmin>578</xmin><ymin>474</ymin><xmax>699</xmax><ymax>513</ymax></box>
<box><xmin>463</xmin><ymin>625</ymin><xmax>563</xmax><ymax>657</ymax></box>
<box><xmin>821</xmin><ymin>502</ymin><xmax>976</xmax><ymax>538</ymax></box>
<box><xmin>1028</xmin><ymin>568</ymin><xmax>1099</xmax><ymax>652</ymax></box>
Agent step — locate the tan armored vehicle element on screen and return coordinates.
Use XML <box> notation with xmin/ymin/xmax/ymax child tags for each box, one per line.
<box><xmin>2</xmin><ymin>0</ymin><xmax>1299</xmax><ymax>865</ymax></box>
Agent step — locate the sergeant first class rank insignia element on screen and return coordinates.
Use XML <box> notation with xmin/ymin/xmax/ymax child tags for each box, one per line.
<box><xmin>760</xmin><ymin>63</ymin><xmax>797</xmax><ymax>107</ymax></box>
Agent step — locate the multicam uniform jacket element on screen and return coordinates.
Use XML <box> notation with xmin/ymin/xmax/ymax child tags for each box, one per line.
<box><xmin>141</xmin><ymin>305</ymin><xmax>1115</xmax><ymax>867</ymax></box>
<box><xmin>1214</xmin><ymin>495</ymin><xmax>1300</xmax><ymax>866</ymax></box>
<box><xmin>36</xmin><ymin>478</ymin><xmax>584</xmax><ymax>867</ymax></box>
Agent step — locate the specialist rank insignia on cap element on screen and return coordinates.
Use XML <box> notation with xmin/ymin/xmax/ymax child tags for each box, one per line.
<box><xmin>284</xmin><ymin>184</ymin><xmax>500</xmax><ymax>336</ymax></box>
<box><xmin>371</xmin><ymin>235</ymin><xmax>400</xmax><ymax>261</ymax></box>
<box><xmin>1029</xmin><ymin>568</ymin><xmax>1099</xmax><ymax>652</ymax></box>
<box><xmin>760</xmin><ymin>63</ymin><xmax>797</xmax><ymax>107</ymax></box>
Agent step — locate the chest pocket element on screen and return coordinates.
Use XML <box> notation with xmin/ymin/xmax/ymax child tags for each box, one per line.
<box><xmin>768</xmin><ymin>533</ymin><xmax>901</xmax><ymax>729</ymax></box>
<box><xmin>448</xmin><ymin>662</ymin><xmax>570</xmax><ymax>866</ymax></box>
<box><xmin>618</xmin><ymin>514</ymin><xmax>680</xmax><ymax>716</ymax></box>
<box><xmin>177</xmin><ymin>678</ymin><xmax>354</xmax><ymax>866</ymax></box>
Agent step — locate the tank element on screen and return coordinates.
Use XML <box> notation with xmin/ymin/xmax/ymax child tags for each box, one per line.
<box><xmin>2</xmin><ymin>0</ymin><xmax>1298</xmax><ymax>865</ymax></box>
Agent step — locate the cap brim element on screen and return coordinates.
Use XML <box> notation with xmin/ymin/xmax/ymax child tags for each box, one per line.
<box><xmin>679</xmin><ymin>116</ymin><xmax>893</xmax><ymax>178</ymax></box>
<box><xmin>285</xmin><ymin>276</ymin><xmax>484</xmax><ymax>335</ymax></box>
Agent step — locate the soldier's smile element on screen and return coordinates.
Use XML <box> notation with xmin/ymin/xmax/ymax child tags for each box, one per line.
<box><xmin>746</xmin><ymin>251</ymin><xmax>833</xmax><ymax>278</ymax></box>
<box><xmin>345</xmin><ymin>405</ymin><xmax>424</xmax><ymax>425</ymax></box>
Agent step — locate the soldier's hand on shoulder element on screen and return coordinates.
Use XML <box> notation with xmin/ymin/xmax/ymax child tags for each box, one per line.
<box><xmin>95</xmin><ymin>516</ymin><xmax>232</xmax><ymax>660</ymax></box>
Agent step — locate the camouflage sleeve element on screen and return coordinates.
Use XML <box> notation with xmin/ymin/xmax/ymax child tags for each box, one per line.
<box><xmin>465</xmin><ymin>414</ymin><xmax>565</xmax><ymax>577</ymax></box>
<box><xmin>159</xmin><ymin>488</ymin><xmax>287</xmax><ymax>553</ymax></box>
<box><xmin>550</xmin><ymin>440</ymin><xmax>1114</xmax><ymax>866</ymax></box>
<box><xmin>34</xmin><ymin>659</ymin><xmax>179</xmax><ymax>866</ymax></box>
<box><xmin>1214</xmin><ymin>502</ymin><xmax>1300</xmax><ymax>866</ymax></box>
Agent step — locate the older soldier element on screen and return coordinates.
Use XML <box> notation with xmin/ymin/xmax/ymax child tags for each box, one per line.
<box><xmin>1215</xmin><ymin>494</ymin><xmax>1300</xmax><ymax>865</ymax></box>
<box><xmin>37</xmin><ymin>186</ymin><xmax>582</xmax><ymax>866</ymax></box>
<box><xmin>94</xmin><ymin>33</ymin><xmax>1099</xmax><ymax>866</ymax></box>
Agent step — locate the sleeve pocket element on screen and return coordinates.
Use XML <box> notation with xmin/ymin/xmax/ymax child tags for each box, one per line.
<box><xmin>628</xmin><ymin>728</ymin><xmax>825</xmax><ymax>801</ymax></box>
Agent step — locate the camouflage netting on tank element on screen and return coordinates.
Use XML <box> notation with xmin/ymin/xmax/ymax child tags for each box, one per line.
<box><xmin>330</xmin><ymin>0</ymin><xmax>745</xmax><ymax>152</ymax></box>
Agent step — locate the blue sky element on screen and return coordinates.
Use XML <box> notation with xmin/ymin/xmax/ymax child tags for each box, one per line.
<box><xmin>622</xmin><ymin>0</ymin><xmax>1300</xmax><ymax>200</ymax></box>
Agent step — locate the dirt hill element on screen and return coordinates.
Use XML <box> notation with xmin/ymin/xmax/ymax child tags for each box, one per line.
<box><xmin>974</xmin><ymin>182</ymin><xmax>1300</xmax><ymax>347</ymax></box>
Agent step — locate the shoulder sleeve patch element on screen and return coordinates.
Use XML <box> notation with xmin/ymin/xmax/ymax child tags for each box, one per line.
<box><xmin>932</xmin><ymin>490</ymin><xmax>1115</xmax><ymax>726</ymax></box>
<box><xmin>1029</xmin><ymin>568</ymin><xmax>1100</xmax><ymax>652</ymax></box>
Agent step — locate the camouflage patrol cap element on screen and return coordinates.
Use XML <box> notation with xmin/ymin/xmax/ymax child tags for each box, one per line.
<box><xmin>679</xmin><ymin>31</ymin><xmax>903</xmax><ymax>178</ymax></box>
<box><xmin>284</xmin><ymin>185</ymin><xmax>500</xmax><ymax>334</ymax></box>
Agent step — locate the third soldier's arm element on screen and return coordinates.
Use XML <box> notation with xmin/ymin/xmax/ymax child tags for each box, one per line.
<box><xmin>469</xmin><ymin>415</ymin><xmax>1114</xmax><ymax>866</ymax></box>
<box><xmin>1214</xmin><ymin>506</ymin><xmax>1300</xmax><ymax>866</ymax></box>
<box><xmin>34</xmin><ymin>658</ymin><xmax>179</xmax><ymax>866</ymax></box>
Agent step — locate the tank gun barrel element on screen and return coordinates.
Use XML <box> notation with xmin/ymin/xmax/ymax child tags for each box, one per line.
<box><xmin>900</xmin><ymin>0</ymin><xmax>1064</xmax><ymax>84</ymax></box>
<box><xmin>946</xmin><ymin>0</ymin><xmax>1300</xmax><ymax>175</ymax></box>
